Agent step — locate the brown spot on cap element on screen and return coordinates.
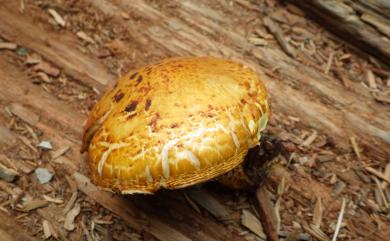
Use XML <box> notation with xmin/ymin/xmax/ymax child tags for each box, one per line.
<box><xmin>145</xmin><ymin>99</ymin><xmax>152</xmax><ymax>111</ymax></box>
<box><xmin>113</xmin><ymin>91</ymin><xmax>124</xmax><ymax>102</ymax></box>
<box><xmin>124</xmin><ymin>101</ymin><xmax>138</xmax><ymax>112</ymax></box>
<box><xmin>170</xmin><ymin>123</ymin><xmax>179</xmax><ymax>128</ymax></box>
<box><xmin>129</xmin><ymin>72</ymin><xmax>138</xmax><ymax>80</ymax></box>
<box><xmin>149</xmin><ymin>112</ymin><xmax>160</xmax><ymax>131</ymax></box>
<box><xmin>135</xmin><ymin>75</ymin><xmax>143</xmax><ymax>86</ymax></box>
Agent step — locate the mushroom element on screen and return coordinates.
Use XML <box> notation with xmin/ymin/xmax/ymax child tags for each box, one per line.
<box><xmin>82</xmin><ymin>57</ymin><xmax>273</xmax><ymax>194</ymax></box>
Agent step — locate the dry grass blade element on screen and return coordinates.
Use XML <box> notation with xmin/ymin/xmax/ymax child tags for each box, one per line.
<box><xmin>331</xmin><ymin>198</ymin><xmax>346</xmax><ymax>241</ymax></box>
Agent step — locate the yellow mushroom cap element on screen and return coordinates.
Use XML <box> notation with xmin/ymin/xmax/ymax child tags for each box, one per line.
<box><xmin>82</xmin><ymin>57</ymin><xmax>269</xmax><ymax>194</ymax></box>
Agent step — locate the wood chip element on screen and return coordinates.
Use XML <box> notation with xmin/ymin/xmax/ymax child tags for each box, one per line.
<box><xmin>17</xmin><ymin>200</ymin><xmax>49</xmax><ymax>212</ymax></box>
<box><xmin>64</xmin><ymin>203</ymin><xmax>80</xmax><ymax>231</ymax></box>
<box><xmin>349</xmin><ymin>137</ymin><xmax>361</xmax><ymax>160</ymax></box>
<box><xmin>121</xmin><ymin>12</ymin><xmax>130</xmax><ymax>19</ymax></box>
<box><xmin>366</xmin><ymin>70</ymin><xmax>377</xmax><ymax>89</ymax></box>
<box><xmin>301</xmin><ymin>131</ymin><xmax>317</xmax><ymax>147</ymax></box>
<box><xmin>333</xmin><ymin>180</ymin><xmax>346</xmax><ymax>196</ymax></box>
<box><xmin>263</xmin><ymin>17</ymin><xmax>296</xmax><ymax>57</ymax></box>
<box><xmin>324</xmin><ymin>52</ymin><xmax>334</xmax><ymax>74</ymax></box>
<box><xmin>241</xmin><ymin>209</ymin><xmax>266</xmax><ymax>239</ymax></box>
<box><xmin>25</xmin><ymin>53</ymin><xmax>42</xmax><ymax>65</ymax></box>
<box><xmin>42</xmin><ymin>220</ymin><xmax>52</xmax><ymax>239</ymax></box>
<box><xmin>0</xmin><ymin>42</ymin><xmax>17</xmax><ymax>50</ymax></box>
<box><xmin>312</xmin><ymin>196</ymin><xmax>323</xmax><ymax>228</ymax></box>
<box><xmin>186</xmin><ymin>188</ymin><xmax>232</xmax><ymax>220</ymax></box>
<box><xmin>33</xmin><ymin>61</ymin><xmax>60</xmax><ymax>77</ymax></box>
<box><xmin>249</xmin><ymin>37</ymin><xmax>268</xmax><ymax>46</ymax></box>
<box><xmin>0</xmin><ymin>126</ymin><xmax>15</xmax><ymax>145</ymax></box>
<box><xmin>256</xmin><ymin>186</ymin><xmax>280</xmax><ymax>241</ymax></box>
<box><xmin>63</xmin><ymin>191</ymin><xmax>77</xmax><ymax>215</ymax></box>
<box><xmin>383</xmin><ymin>163</ymin><xmax>390</xmax><ymax>188</ymax></box>
<box><xmin>48</xmin><ymin>9</ymin><xmax>66</xmax><ymax>27</ymax></box>
<box><xmin>365</xmin><ymin>167</ymin><xmax>390</xmax><ymax>183</ymax></box>
<box><xmin>183</xmin><ymin>193</ymin><xmax>201</xmax><ymax>214</ymax></box>
<box><xmin>372</xmin><ymin>92</ymin><xmax>390</xmax><ymax>104</ymax></box>
<box><xmin>373</xmin><ymin>177</ymin><xmax>388</xmax><ymax>209</ymax></box>
<box><xmin>51</xmin><ymin>146</ymin><xmax>70</xmax><ymax>160</ymax></box>
<box><xmin>9</xmin><ymin>103</ymin><xmax>39</xmax><ymax>126</ymax></box>
<box><xmin>303</xmin><ymin>223</ymin><xmax>330</xmax><ymax>241</ymax></box>
<box><xmin>0</xmin><ymin>163</ymin><xmax>19</xmax><ymax>182</ymax></box>
<box><xmin>34</xmin><ymin>72</ymin><xmax>52</xmax><ymax>83</ymax></box>
<box><xmin>77</xmin><ymin>31</ymin><xmax>95</xmax><ymax>44</ymax></box>
<box><xmin>43</xmin><ymin>195</ymin><xmax>63</xmax><ymax>204</ymax></box>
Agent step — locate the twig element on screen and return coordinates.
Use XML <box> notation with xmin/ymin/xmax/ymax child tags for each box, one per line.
<box><xmin>255</xmin><ymin>185</ymin><xmax>280</xmax><ymax>241</ymax></box>
<box><xmin>331</xmin><ymin>198</ymin><xmax>346</xmax><ymax>241</ymax></box>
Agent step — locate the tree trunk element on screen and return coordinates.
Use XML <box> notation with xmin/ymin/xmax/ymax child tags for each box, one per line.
<box><xmin>288</xmin><ymin>0</ymin><xmax>390</xmax><ymax>65</ymax></box>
